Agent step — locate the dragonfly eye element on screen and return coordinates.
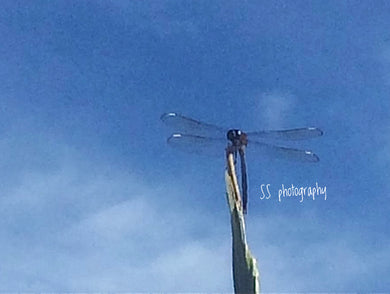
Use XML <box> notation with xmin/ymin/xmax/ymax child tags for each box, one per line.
<box><xmin>227</xmin><ymin>130</ymin><xmax>238</xmax><ymax>141</ymax></box>
<box><xmin>227</xmin><ymin>129</ymin><xmax>244</xmax><ymax>143</ymax></box>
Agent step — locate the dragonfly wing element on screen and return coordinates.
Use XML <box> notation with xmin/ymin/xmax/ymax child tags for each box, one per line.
<box><xmin>161</xmin><ymin>112</ymin><xmax>227</xmax><ymax>138</ymax></box>
<box><xmin>247</xmin><ymin>127</ymin><xmax>323</xmax><ymax>141</ymax></box>
<box><xmin>248</xmin><ymin>139</ymin><xmax>320</xmax><ymax>162</ymax></box>
<box><xmin>167</xmin><ymin>133</ymin><xmax>227</xmax><ymax>157</ymax></box>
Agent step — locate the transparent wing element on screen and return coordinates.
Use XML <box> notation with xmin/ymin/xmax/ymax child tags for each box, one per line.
<box><xmin>167</xmin><ymin>133</ymin><xmax>227</xmax><ymax>157</ymax></box>
<box><xmin>247</xmin><ymin>127</ymin><xmax>323</xmax><ymax>141</ymax></box>
<box><xmin>161</xmin><ymin>112</ymin><xmax>227</xmax><ymax>138</ymax></box>
<box><xmin>247</xmin><ymin>139</ymin><xmax>320</xmax><ymax>162</ymax></box>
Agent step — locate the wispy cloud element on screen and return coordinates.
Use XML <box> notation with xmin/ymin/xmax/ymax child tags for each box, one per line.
<box><xmin>249</xmin><ymin>213</ymin><xmax>390</xmax><ymax>292</ymax></box>
<box><xmin>0</xmin><ymin>137</ymin><xmax>232</xmax><ymax>291</ymax></box>
<box><xmin>254</xmin><ymin>91</ymin><xmax>296</xmax><ymax>129</ymax></box>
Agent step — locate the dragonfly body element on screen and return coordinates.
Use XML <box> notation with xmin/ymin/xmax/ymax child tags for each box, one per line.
<box><xmin>161</xmin><ymin>112</ymin><xmax>323</xmax><ymax>214</ymax></box>
<box><xmin>227</xmin><ymin>129</ymin><xmax>248</xmax><ymax>149</ymax></box>
<box><xmin>225</xmin><ymin>129</ymin><xmax>249</xmax><ymax>213</ymax></box>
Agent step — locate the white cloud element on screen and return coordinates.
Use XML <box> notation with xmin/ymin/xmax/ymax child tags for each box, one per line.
<box><xmin>247</xmin><ymin>213</ymin><xmax>390</xmax><ymax>292</ymax></box>
<box><xmin>255</xmin><ymin>91</ymin><xmax>296</xmax><ymax>129</ymax></box>
<box><xmin>0</xmin><ymin>140</ymin><xmax>233</xmax><ymax>291</ymax></box>
<box><xmin>150</xmin><ymin>242</ymin><xmax>231</xmax><ymax>291</ymax></box>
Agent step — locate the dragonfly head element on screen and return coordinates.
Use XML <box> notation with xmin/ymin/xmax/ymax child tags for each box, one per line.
<box><xmin>227</xmin><ymin>129</ymin><xmax>248</xmax><ymax>146</ymax></box>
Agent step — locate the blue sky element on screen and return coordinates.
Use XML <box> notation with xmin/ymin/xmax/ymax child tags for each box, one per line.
<box><xmin>0</xmin><ymin>0</ymin><xmax>389</xmax><ymax>292</ymax></box>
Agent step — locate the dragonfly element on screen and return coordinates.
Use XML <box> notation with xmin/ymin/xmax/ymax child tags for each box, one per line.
<box><xmin>161</xmin><ymin>112</ymin><xmax>323</xmax><ymax>214</ymax></box>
